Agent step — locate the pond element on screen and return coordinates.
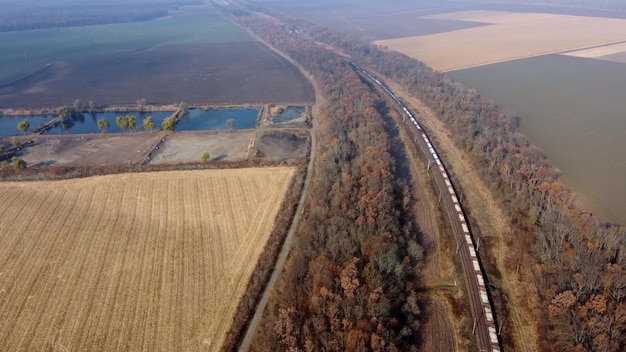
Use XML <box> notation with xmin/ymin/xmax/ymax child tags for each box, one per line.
<box><xmin>271</xmin><ymin>105</ymin><xmax>305</xmax><ymax>124</ymax></box>
<box><xmin>177</xmin><ymin>108</ymin><xmax>259</xmax><ymax>131</ymax></box>
<box><xmin>0</xmin><ymin>108</ymin><xmax>260</xmax><ymax>136</ymax></box>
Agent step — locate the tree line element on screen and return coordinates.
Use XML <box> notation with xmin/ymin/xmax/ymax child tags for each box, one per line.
<box><xmin>220</xmin><ymin>4</ymin><xmax>426</xmax><ymax>351</ymax></box>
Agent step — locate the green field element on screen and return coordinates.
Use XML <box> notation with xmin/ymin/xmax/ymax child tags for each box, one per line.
<box><xmin>449</xmin><ymin>54</ymin><xmax>626</xmax><ymax>224</ymax></box>
<box><xmin>0</xmin><ymin>16</ymin><xmax>251</xmax><ymax>83</ymax></box>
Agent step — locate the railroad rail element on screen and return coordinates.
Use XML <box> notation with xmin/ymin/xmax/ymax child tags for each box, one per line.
<box><xmin>349</xmin><ymin>61</ymin><xmax>502</xmax><ymax>352</ymax></box>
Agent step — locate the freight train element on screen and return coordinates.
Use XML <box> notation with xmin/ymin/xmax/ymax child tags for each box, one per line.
<box><xmin>349</xmin><ymin>61</ymin><xmax>502</xmax><ymax>352</ymax></box>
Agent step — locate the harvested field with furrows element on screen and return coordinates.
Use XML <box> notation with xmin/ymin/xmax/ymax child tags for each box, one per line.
<box><xmin>376</xmin><ymin>11</ymin><xmax>626</xmax><ymax>71</ymax></box>
<box><xmin>0</xmin><ymin>167</ymin><xmax>295</xmax><ymax>351</ymax></box>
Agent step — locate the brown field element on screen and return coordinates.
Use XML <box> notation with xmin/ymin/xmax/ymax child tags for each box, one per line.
<box><xmin>375</xmin><ymin>11</ymin><xmax>626</xmax><ymax>71</ymax></box>
<box><xmin>0</xmin><ymin>41</ymin><xmax>315</xmax><ymax>109</ymax></box>
<box><xmin>0</xmin><ymin>167</ymin><xmax>295</xmax><ymax>351</ymax></box>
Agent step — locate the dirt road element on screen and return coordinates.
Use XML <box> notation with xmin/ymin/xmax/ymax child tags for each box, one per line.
<box><xmin>234</xmin><ymin>18</ymin><xmax>321</xmax><ymax>352</ymax></box>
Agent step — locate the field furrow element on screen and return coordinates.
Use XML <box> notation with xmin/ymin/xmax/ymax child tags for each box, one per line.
<box><xmin>0</xmin><ymin>167</ymin><xmax>295</xmax><ymax>351</ymax></box>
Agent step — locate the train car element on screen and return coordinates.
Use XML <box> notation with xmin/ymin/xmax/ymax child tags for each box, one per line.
<box><xmin>435</xmin><ymin>158</ymin><xmax>442</xmax><ymax>166</ymax></box>
<box><xmin>448</xmin><ymin>186</ymin><xmax>455</xmax><ymax>195</ymax></box>
<box><xmin>485</xmin><ymin>306</ymin><xmax>494</xmax><ymax>323</ymax></box>
<box><xmin>480</xmin><ymin>289</ymin><xmax>489</xmax><ymax>305</ymax></box>
<box><xmin>476</xmin><ymin>273</ymin><xmax>485</xmax><ymax>287</ymax></box>
<box><xmin>468</xmin><ymin>246</ymin><xmax>477</xmax><ymax>258</ymax></box>
<box><xmin>465</xmin><ymin>234</ymin><xmax>473</xmax><ymax>245</ymax></box>
<box><xmin>488</xmin><ymin>326</ymin><xmax>499</xmax><ymax>346</ymax></box>
<box><xmin>472</xmin><ymin>259</ymin><xmax>481</xmax><ymax>272</ymax></box>
<box><xmin>461</xmin><ymin>223</ymin><xmax>470</xmax><ymax>233</ymax></box>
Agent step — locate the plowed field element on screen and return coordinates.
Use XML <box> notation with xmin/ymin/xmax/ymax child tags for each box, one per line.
<box><xmin>0</xmin><ymin>167</ymin><xmax>295</xmax><ymax>351</ymax></box>
<box><xmin>375</xmin><ymin>11</ymin><xmax>626</xmax><ymax>71</ymax></box>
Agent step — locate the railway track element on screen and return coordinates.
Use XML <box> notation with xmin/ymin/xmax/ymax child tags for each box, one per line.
<box><xmin>350</xmin><ymin>61</ymin><xmax>502</xmax><ymax>352</ymax></box>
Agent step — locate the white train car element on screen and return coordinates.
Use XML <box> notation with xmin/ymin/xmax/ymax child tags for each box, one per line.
<box><xmin>488</xmin><ymin>326</ymin><xmax>499</xmax><ymax>346</ymax></box>
<box><xmin>476</xmin><ymin>273</ymin><xmax>485</xmax><ymax>287</ymax></box>
<box><xmin>472</xmin><ymin>259</ymin><xmax>481</xmax><ymax>272</ymax></box>
<box><xmin>468</xmin><ymin>246</ymin><xmax>477</xmax><ymax>258</ymax></box>
<box><xmin>485</xmin><ymin>306</ymin><xmax>494</xmax><ymax>323</ymax></box>
<box><xmin>480</xmin><ymin>289</ymin><xmax>489</xmax><ymax>305</ymax></box>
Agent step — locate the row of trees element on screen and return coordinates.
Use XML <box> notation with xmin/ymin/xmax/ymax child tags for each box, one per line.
<box><xmin>0</xmin><ymin>157</ymin><xmax>27</xmax><ymax>171</ymax></box>
<box><xmin>96</xmin><ymin>115</ymin><xmax>161</xmax><ymax>134</ymax></box>
<box><xmin>223</xmin><ymin>5</ymin><xmax>426</xmax><ymax>351</ymax></box>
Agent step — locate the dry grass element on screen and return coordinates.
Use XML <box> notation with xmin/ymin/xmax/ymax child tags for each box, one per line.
<box><xmin>0</xmin><ymin>167</ymin><xmax>295</xmax><ymax>351</ymax></box>
<box><xmin>375</xmin><ymin>11</ymin><xmax>626</xmax><ymax>71</ymax></box>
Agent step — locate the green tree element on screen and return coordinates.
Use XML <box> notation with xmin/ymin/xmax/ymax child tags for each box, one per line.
<box><xmin>73</xmin><ymin>99</ymin><xmax>83</xmax><ymax>112</ymax></box>
<box><xmin>88</xmin><ymin>100</ymin><xmax>96</xmax><ymax>114</ymax></box>
<box><xmin>201</xmin><ymin>151</ymin><xmax>210</xmax><ymax>162</ymax></box>
<box><xmin>17</xmin><ymin>119</ymin><xmax>30</xmax><ymax>134</ymax></box>
<box><xmin>11</xmin><ymin>137</ymin><xmax>20</xmax><ymax>148</ymax></box>
<box><xmin>178</xmin><ymin>101</ymin><xmax>189</xmax><ymax>114</ymax></box>
<box><xmin>143</xmin><ymin>116</ymin><xmax>155</xmax><ymax>132</ymax></box>
<box><xmin>0</xmin><ymin>160</ymin><xmax>9</xmax><ymax>170</ymax></box>
<box><xmin>57</xmin><ymin>106</ymin><xmax>71</xmax><ymax>120</ymax></box>
<box><xmin>97</xmin><ymin>119</ymin><xmax>110</xmax><ymax>134</ymax></box>
<box><xmin>116</xmin><ymin>115</ymin><xmax>128</xmax><ymax>132</ymax></box>
<box><xmin>162</xmin><ymin>116</ymin><xmax>177</xmax><ymax>132</ymax></box>
<box><xmin>127</xmin><ymin>115</ymin><xmax>136</xmax><ymax>132</ymax></box>
<box><xmin>11</xmin><ymin>156</ymin><xmax>26</xmax><ymax>170</ymax></box>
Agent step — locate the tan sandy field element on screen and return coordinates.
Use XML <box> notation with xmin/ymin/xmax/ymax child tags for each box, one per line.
<box><xmin>563</xmin><ymin>41</ymin><xmax>626</xmax><ymax>58</ymax></box>
<box><xmin>0</xmin><ymin>167</ymin><xmax>295</xmax><ymax>351</ymax></box>
<box><xmin>375</xmin><ymin>11</ymin><xmax>626</xmax><ymax>71</ymax></box>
